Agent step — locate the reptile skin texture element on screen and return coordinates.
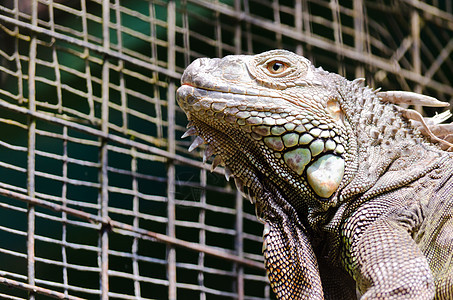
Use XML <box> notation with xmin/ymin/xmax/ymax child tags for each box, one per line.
<box><xmin>176</xmin><ymin>50</ymin><xmax>453</xmax><ymax>299</ymax></box>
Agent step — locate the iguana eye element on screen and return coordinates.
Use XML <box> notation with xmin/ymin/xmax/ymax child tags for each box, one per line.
<box><xmin>266</xmin><ymin>61</ymin><xmax>288</xmax><ymax>74</ymax></box>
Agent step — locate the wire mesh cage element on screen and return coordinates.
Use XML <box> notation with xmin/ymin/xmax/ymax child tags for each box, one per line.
<box><xmin>0</xmin><ymin>0</ymin><xmax>452</xmax><ymax>299</ymax></box>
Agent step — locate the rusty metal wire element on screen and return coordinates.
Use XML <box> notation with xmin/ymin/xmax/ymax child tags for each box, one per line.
<box><xmin>0</xmin><ymin>0</ymin><xmax>452</xmax><ymax>299</ymax></box>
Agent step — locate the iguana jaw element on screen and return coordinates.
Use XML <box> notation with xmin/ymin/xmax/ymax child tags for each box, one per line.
<box><xmin>179</xmin><ymin>84</ymin><xmax>298</xmax><ymax>208</ymax></box>
<box><xmin>178</xmin><ymin>83</ymin><xmax>350</xmax><ymax>215</ymax></box>
<box><xmin>182</xmin><ymin>111</ymin><xmax>263</xmax><ymax>206</ymax></box>
<box><xmin>178</xmin><ymin>99</ymin><xmax>317</xmax><ymax>230</ymax></box>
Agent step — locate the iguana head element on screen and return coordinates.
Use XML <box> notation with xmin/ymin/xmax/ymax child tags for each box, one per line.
<box><xmin>177</xmin><ymin>50</ymin><xmax>359</xmax><ymax>215</ymax></box>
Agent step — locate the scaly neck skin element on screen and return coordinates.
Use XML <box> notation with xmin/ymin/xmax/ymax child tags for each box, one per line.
<box><xmin>306</xmin><ymin>76</ymin><xmax>448</xmax><ymax>232</ymax></box>
<box><xmin>324</xmin><ymin>77</ymin><xmax>446</xmax><ymax>215</ymax></box>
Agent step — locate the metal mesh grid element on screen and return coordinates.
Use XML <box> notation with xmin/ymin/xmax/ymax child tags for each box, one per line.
<box><xmin>0</xmin><ymin>0</ymin><xmax>452</xmax><ymax>299</ymax></box>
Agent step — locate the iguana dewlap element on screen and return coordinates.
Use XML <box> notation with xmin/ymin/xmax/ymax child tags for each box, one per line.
<box><xmin>176</xmin><ymin>50</ymin><xmax>453</xmax><ymax>300</ymax></box>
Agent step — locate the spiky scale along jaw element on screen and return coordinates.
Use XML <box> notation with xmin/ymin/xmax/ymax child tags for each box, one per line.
<box><xmin>176</xmin><ymin>50</ymin><xmax>453</xmax><ymax>299</ymax></box>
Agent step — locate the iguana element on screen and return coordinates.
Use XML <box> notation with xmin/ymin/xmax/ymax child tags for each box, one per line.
<box><xmin>176</xmin><ymin>49</ymin><xmax>453</xmax><ymax>299</ymax></box>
